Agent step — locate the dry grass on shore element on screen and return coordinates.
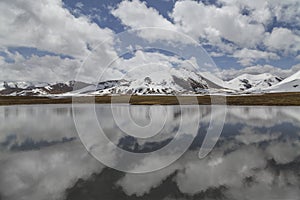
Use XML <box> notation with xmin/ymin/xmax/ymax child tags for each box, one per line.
<box><xmin>0</xmin><ymin>92</ymin><xmax>300</xmax><ymax>106</ymax></box>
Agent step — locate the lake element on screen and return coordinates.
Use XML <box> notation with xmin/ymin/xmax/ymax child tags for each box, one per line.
<box><xmin>0</xmin><ymin>104</ymin><xmax>299</xmax><ymax>200</ymax></box>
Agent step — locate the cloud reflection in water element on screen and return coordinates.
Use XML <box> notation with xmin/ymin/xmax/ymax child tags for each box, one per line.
<box><xmin>0</xmin><ymin>105</ymin><xmax>299</xmax><ymax>200</ymax></box>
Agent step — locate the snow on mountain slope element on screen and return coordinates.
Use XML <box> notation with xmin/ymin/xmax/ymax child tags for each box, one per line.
<box><xmin>0</xmin><ymin>81</ymin><xmax>50</xmax><ymax>90</ymax></box>
<box><xmin>90</xmin><ymin>66</ymin><xmax>225</xmax><ymax>95</ymax></box>
<box><xmin>5</xmin><ymin>71</ymin><xmax>300</xmax><ymax>96</ymax></box>
<box><xmin>199</xmin><ymin>71</ymin><xmax>231</xmax><ymax>89</ymax></box>
<box><xmin>0</xmin><ymin>83</ymin><xmax>4</xmax><ymax>91</ymax></box>
<box><xmin>63</xmin><ymin>66</ymin><xmax>230</xmax><ymax>96</ymax></box>
<box><xmin>0</xmin><ymin>81</ymin><xmax>91</xmax><ymax>96</ymax></box>
<box><xmin>265</xmin><ymin>71</ymin><xmax>300</xmax><ymax>92</ymax></box>
<box><xmin>0</xmin><ymin>81</ymin><xmax>51</xmax><ymax>96</ymax></box>
<box><xmin>227</xmin><ymin>73</ymin><xmax>282</xmax><ymax>91</ymax></box>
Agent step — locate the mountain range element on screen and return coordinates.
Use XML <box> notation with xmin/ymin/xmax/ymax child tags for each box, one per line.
<box><xmin>1</xmin><ymin>70</ymin><xmax>299</xmax><ymax>96</ymax></box>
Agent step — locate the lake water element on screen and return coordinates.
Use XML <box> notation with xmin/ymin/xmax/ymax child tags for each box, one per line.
<box><xmin>0</xmin><ymin>104</ymin><xmax>299</xmax><ymax>200</ymax></box>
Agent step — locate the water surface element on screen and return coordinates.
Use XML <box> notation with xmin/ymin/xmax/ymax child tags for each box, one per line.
<box><xmin>0</xmin><ymin>104</ymin><xmax>299</xmax><ymax>200</ymax></box>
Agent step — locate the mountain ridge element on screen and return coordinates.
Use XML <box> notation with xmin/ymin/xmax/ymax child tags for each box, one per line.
<box><xmin>1</xmin><ymin>71</ymin><xmax>299</xmax><ymax>96</ymax></box>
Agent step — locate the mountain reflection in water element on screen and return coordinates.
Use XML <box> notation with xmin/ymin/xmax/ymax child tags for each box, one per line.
<box><xmin>0</xmin><ymin>105</ymin><xmax>299</xmax><ymax>200</ymax></box>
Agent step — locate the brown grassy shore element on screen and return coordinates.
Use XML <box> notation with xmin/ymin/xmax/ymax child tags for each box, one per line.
<box><xmin>0</xmin><ymin>92</ymin><xmax>300</xmax><ymax>106</ymax></box>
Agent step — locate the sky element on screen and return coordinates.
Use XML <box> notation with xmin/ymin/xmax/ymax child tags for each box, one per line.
<box><xmin>0</xmin><ymin>0</ymin><xmax>299</xmax><ymax>82</ymax></box>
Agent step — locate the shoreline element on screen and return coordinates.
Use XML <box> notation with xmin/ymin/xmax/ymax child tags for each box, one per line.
<box><xmin>0</xmin><ymin>92</ymin><xmax>300</xmax><ymax>106</ymax></box>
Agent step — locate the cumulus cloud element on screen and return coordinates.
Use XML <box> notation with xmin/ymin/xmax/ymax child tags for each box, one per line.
<box><xmin>171</xmin><ymin>1</ymin><xmax>266</xmax><ymax>49</ymax></box>
<box><xmin>0</xmin><ymin>0</ymin><xmax>299</xmax><ymax>82</ymax></box>
<box><xmin>233</xmin><ymin>48</ymin><xmax>280</xmax><ymax>66</ymax></box>
<box><xmin>272</xmin><ymin>0</ymin><xmax>300</xmax><ymax>27</ymax></box>
<box><xmin>0</xmin><ymin>0</ymin><xmax>120</xmax><ymax>82</ymax></box>
<box><xmin>111</xmin><ymin>0</ymin><xmax>194</xmax><ymax>44</ymax></box>
<box><xmin>112</xmin><ymin>0</ymin><xmax>300</xmax><ymax>68</ymax></box>
<box><xmin>218</xmin><ymin>64</ymin><xmax>300</xmax><ymax>81</ymax></box>
<box><xmin>264</xmin><ymin>27</ymin><xmax>300</xmax><ymax>54</ymax></box>
<box><xmin>0</xmin><ymin>54</ymin><xmax>80</xmax><ymax>82</ymax></box>
<box><xmin>0</xmin><ymin>0</ymin><xmax>114</xmax><ymax>58</ymax></box>
<box><xmin>112</xmin><ymin>0</ymin><xmax>175</xmax><ymax>30</ymax></box>
<box><xmin>116</xmin><ymin>50</ymin><xmax>200</xmax><ymax>80</ymax></box>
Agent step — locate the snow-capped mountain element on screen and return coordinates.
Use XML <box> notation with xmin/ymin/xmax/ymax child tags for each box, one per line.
<box><xmin>0</xmin><ymin>66</ymin><xmax>233</xmax><ymax>96</ymax></box>
<box><xmin>1</xmin><ymin>71</ymin><xmax>300</xmax><ymax>96</ymax></box>
<box><xmin>226</xmin><ymin>73</ymin><xmax>283</xmax><ymax>92</ymax></box>
<box><xmin>84</xmin><ymin>67</ymin><xmax>234</xmax><ymax>95</ymax></box>
<box><xmin>0</xmin><ymin>81</ymin><xmax>50</xmax><ymax>95</ymax></box>
<box><xmin>0</xmin><ymin>81</ymin><xmax>49</xmax><ymax>90</ymax></box>
<box><xmin>0</xmin><ymin>81</ymin><xmax>90</xmax><ymax>96</ymax></box>
<box><xmin>63</xmin><ymin>66</ymin><xmax>233</xmax><ymax>96</ymax></box>
<box><xmin>92</xmin><ymin>77</ymin><xmax>206</xmax><ymax>95</ymax></box>
<box><xmin>264</xmin><ymin>70</ymin><xmax>300</xmax><ymax>93</ymax></box>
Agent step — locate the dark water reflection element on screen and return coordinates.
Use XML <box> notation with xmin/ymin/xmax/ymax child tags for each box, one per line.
<box><xmin>0</xmin><ymin>105</ymin><xmax>299</xmax><ymax>200</ymax></box>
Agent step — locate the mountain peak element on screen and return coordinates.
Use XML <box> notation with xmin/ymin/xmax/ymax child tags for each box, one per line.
<box><xmin>227</xmin><ymin>73</ymin><xmax>283</xmax><ymax>91</ymax></box>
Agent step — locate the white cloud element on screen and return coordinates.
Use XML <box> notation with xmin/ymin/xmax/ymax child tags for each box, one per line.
<box><xmin>111</xmin><ymin>0</ymin><xmax>189</xmax><ymax>43</ymax></box>
<box><xmin>171</xmin><ymin>1</ymin><xmax>266</xmax><ymax>49</ymax></box>
<box><xmin>0</xmin><ymin>0</ymin><xmax>120</xmax><ymax>82</ymax></box>
<box><xmin>264</xmin><ymin>27</ymin><xmax>300</xmax><ymax>54</ymax></box>
<box><xmin>218</xmin><ymin>63</ymin><xmax>300</xmax><ymax>81</ymax></box>
<box><xmin>232</xmin><ymin>48</ymin><xmax>280</xmax><ymax>66</ymax></box>
<box><xmin>0</xmin><ymin>0</ymin><xmax>114</xmax><ymax>58</ymax></box>
<box><xmin>272</xmin><ymin>0</ymin><xmax>300</xmax><ymax>27</ymax></box>
<box><xmin>0</xmin><ymin>54</ymin><xmax>80</xmax><ymax>82</ymax></box>
<box><xmin>0</xmin><ymin>0</ymin><xmax>299</xmax><ymax>82</ymax></box>
<box><xmin>219</xmin><ymin>0</ymin><xmax>272</xmax><ymax>24</ymax></box>
<box><xmin>0</xmin><ymin>48</ymin><xmax>122</xmax><ymax>83</ymax></box>
<box><xmin>112</xmin><ymin>0</ymin><xmax>175</xmax><ymax>30</ymax></box>
<box><xmin>112</xmin><ymin>0</ymin><xmax>299</xmax><ymax>64</ymax></box>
